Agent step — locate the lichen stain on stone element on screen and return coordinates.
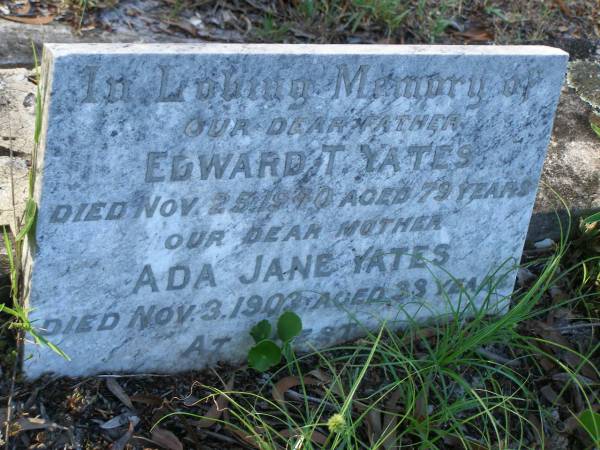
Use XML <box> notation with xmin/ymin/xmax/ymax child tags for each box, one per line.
<box><xmin>567</xmin><ymin>60</ymin><xmax>600</xmax><ymax>111</ymax></box>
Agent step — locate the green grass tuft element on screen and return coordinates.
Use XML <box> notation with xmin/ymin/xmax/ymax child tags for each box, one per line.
<box><xmin>156</xmin><ymin>237</ymin><xmax>598</xmax><ymax>448</ymax></box>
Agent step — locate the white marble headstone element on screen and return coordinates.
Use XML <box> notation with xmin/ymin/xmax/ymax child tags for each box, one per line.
<box><xmin>22</xmin><ymin>44</ymin><xmax>567</xmax><ymax>377</ymax></box>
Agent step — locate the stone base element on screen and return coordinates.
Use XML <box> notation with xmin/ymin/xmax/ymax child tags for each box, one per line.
<box><xmin>0</xmin><ymin>68</ymin><xmax>34</xmax><ymax>230</ymax></box>
<box><xmin>528</xmin><ymin>85</ymin><xmax>600</xmax><ymax>244</ymax></box>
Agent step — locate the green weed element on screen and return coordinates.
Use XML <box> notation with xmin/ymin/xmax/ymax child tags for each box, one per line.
<box><xmin>254</xmin><ymin>15</ymin><xmax>291</xmax><ymax>41</ymax></box>
<box><xmin>0</xmin><ymin>44</ymin><xmax>69</xmax><ymax>361</ymax></box>
<box><xmin>248</xmin><ymin>311</ymin><xmax>303</xmax><ymax>372</ymax></box>
<box><xmin>349</xmin><ymin>0</ymin><xmax>410</xmax><ymax>35</ymax></box>
<box><xmin>578</xmin><ymin>409</ymin><xmax>600</xmax><ymax>446</ymax></box>
<box><xmin>63</xmin><ymin>0</ymin><xmax>119</xmax><ymax>29</ymax></box>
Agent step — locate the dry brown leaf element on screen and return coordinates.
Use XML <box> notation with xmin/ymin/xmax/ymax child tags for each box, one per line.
<box><xmin>100</xmin><ymin>413</ymin><xmax>135</xmax><ymax>430</ymax></box>
<box><xmin>527</xmin><ymin>413</ymin><xmax>545</xmax><ymax>445</ymax></box>
<box><xmin>106</xmin><ymin>378</ymin><xmax>134</xmax><ymax>410</ymax></box>
<box><xmin>307</xmin><ymin>368</ymin><xmax>331</xmax><ymax>384</ymax></box>
<box><xmin>272</xmin><ymin>376</ymin><xmax>320</xmax><ymax>404</ymax></box>
<box><xmin>151</xmin><ymin>427</ymin><xmax>183</xmax><ymax>450</ymax></box>
<box><xmin>443</xmin><ymin>435</ymin><xmax>488</xmax><ymax>450</ymax></box>
<box><xmin>564</xmin><ymin>351</ymin><xmax>583</xmax><ymax>370</ymax></box>
<box><xmin>560</xmin><ymin>351</ymin><xmax>599</xmax><ymax>381</ymax></box>
<box><xmin>225</xmin><ymin>425</ymin><xmax>264</xmax><ymax>448</ymax></box>
<box><xmin>571</xmin><ymin>384</ymin><xmax>585</xmax><ymax>412</ymax></box>
<box><xmin>365</xmin><ymin>409</ymin><xmax>382</xmax><ymax>445</ymax></box>
<box><xmin>532</xmin><ymin>320</ymin><xmax>571</xmax><ymax>348</ymax></box>
<box><xmin>536</xmin><ymin>353</ymin><xmax>556</xmax><ymax>372</ymax></box>
<box><xmin>183</xmin><ymin>395</ymin><xmax>200</xmax><ymax>407</ymax></box>
<box><xmin>15</xmin><ymin>417</ymin><xmax>56</xmax><ymax>432</ymax></box>
<box><xmin>414</xmin><ymin>387</ymin><xmax>429</xmax><ymax>422</ymax></box>
<box><xmin>467</xmin><ymin>439</ymin><xmax>488</xmax><ymax>450</ymax></box>
<box><xmin>456</xmin><ymin>28</ymin><xmax>494</xmax><ymax>42</ymax></box>
<box><xmin>14</xmin><ymin>2</ymin><xmax>31</xmax><ymax>15</ymax></box>
<box><xmin>111</xmin><ymin>431</ymin><xmax>132</xmax><ymax>450</ymax></box>
<box><xmin>554</xmin><ymin>0</ymin><xmax>572</xmax><ymax>16</ymax></box>
<box><xmin>539</xmin><ymin>384</ymin><xmax>563</xmax><ymax>405</ymax></box>
<box><xmin>196</xmin><ymin>376</ymin><xmax>234</xmax><ymax>428</ymax></box>
<box><xmin>549</xmin><ymin>287</ymin><xmax>569</xmax><ymax>305</ymax></box>
<box><xmin>365</xmin><ymin>407</ymin><xmax>381</xmax><ymax>426</ymax></box>
<box><xmin>405</xmin><ymin>327</ymin><xmax>438</xmax><ymax>344</ymax></box>
<box><xmin>130</xmin><ymin>394</ymin><xmax>164</xmax><ymax>406</ymax></box>
<box><xmin>280</xmin><ymin>428</ymin><xmax>328</xmax><ymax>445</ymax></box>
<box><xmin>560</xmin><ymin>414</ymin><xmax>580</xmax><ymax>433</ymax></box>
<box><xmin>329</xmin><ymin>379</ymin><xmax>346</xmax><ymax>398</ymax></box>
<box><xmin>382</xmin><ymin>390</ymin><xmax>403</xmax><ymax>449</ymax></box>
<box><xmin>442</xmin><ymin>434</ymin><xmax>463</xmax><ymax>448</ymax></box>
<box><xmin>552</xmin><ymin>372</ymin><xmax>595</xmax><ymax>386</ymax></box>
<box><xmin>162</xmin><ymin>18</ymin><xmax>198</xmax><ymax>37</ymax></box>
<box><xmin>0</xmin><ymin>14</ymin><xmax>54</xmax><ymax>25</ymax></box>
<box><xmin>111</xmin><ymin>418</ymin><xmax>136</xmax><ymax>450</ymax></box>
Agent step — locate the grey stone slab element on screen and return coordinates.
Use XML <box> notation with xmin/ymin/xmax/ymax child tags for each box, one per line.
<box><xmin>0</xmin><ymin>68</ymin><xmax>35</xmax><ymax>229</ymax></box>
<box><xmin>2</xmin><ymin>70</ymin><xmax>595</xmax><ymax>245</ymax></box>
<box><xmin>22</xmin><ymin>44</ymin><xmax>567</xmax><ymax>378</ymax></box>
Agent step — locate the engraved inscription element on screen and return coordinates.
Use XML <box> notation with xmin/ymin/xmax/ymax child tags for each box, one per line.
<box><xmin>25</xmin><ymin>46</ymin><xmax>566</xmax><ymax>377</ymax></box>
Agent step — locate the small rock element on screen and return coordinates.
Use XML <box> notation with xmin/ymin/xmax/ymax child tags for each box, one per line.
<box><xmin>534</xmin><ymin>238</ymin><xmax>555</xmax><ymax>249</ymax></box>
<box><xmin>517</xmin><ymin>268</ymin><xmax>536</xmax><ymax>286</ymax></box>
<box><xmin>22</xmin><ymin>93</ymin><xmax>35</xmax><ymax>108</ymax></box>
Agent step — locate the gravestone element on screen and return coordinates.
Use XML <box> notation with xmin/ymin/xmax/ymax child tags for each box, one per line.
<box><xmin>22</xmin><ymin>44</ymin><xmax>567</xmax><ymax>378</ymax></box>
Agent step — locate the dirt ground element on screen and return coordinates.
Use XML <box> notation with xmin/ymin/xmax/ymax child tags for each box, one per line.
<box><xmin>0</xmin><ymin>0</ymin><xmax>599</xmax><ymax>51</ymax></box>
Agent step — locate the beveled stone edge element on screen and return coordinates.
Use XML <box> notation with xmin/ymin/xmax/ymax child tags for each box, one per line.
<box><xmin>43</xmin><ymin>43</ymin><xmax>569</xmax><ymax>57</ymax></box>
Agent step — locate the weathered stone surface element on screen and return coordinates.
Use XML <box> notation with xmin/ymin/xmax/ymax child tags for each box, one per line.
<box><xmin>0</xmin><ymin>20</ymin><xmax>193</xmax><ymax>69</ymax></box>
<box><xmin>0</xmin><ymin>68</ymin><xmax>35</xmax><ymax>229</ymax></box>
<box><xmin>528</xmin><ymin>86</ymin><xmax>600</xmax><ymax>243</ymax></box>
<box><xmin>22</xmin><ymin>44</ymin><xmax>567</xmax><ymax>378</ymax></box>
<box><xmin>0</xmin><ymin>69</ymin><xmax>35</xmax><ymax>307</ymax></box>
<box><xmin>1</xmin><ymin>70</ymin><xmax>595</xmax><ymax>248</ymax></box>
